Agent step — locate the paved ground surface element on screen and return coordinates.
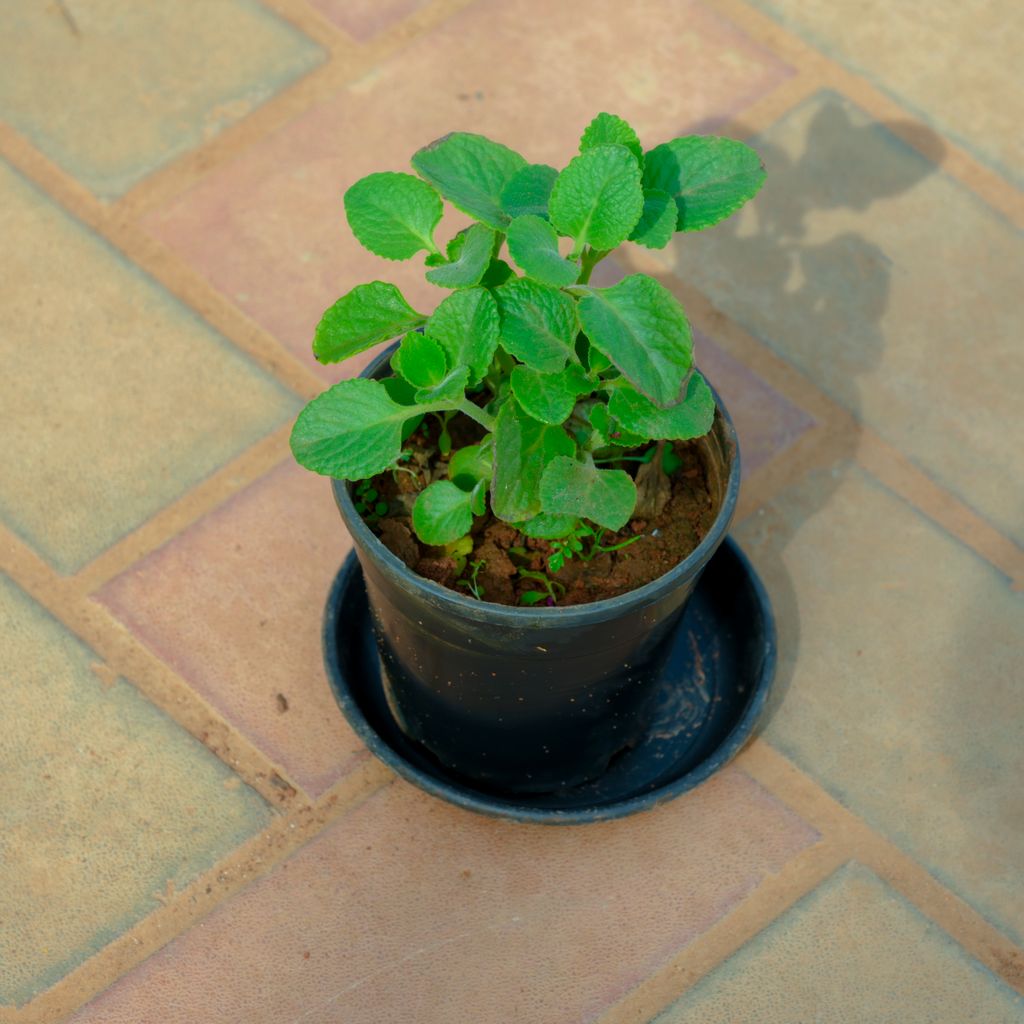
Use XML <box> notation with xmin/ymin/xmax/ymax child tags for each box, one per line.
<box><xmin>2</xmin><ymin>1</ymin><xmax>1022</xmax><ymax>1021</ymax></box>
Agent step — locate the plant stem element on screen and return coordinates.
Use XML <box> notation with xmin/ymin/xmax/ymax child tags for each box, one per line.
<box><xmin>577</xmin><ymin>247</ymin><xmax>609</xmax><ymax>285</ymax></box>
<box><xmin>455</xmin><ymin>400</ymin><xmax>496</xmax><ymax>432</ymax></box>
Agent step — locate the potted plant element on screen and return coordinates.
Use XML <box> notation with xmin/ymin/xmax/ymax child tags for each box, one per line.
<box><xmin>291</xmin><ymin>113</ymin><xmax>765</xmax><ymax>795</ymax></box>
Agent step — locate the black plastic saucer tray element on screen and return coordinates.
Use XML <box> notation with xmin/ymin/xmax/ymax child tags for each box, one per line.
<box><xmin>322</xmin><ymin>536</ymin><xmax>775</xmax><ymax>825</ymax></box>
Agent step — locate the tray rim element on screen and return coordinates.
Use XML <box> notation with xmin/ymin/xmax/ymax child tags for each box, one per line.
<box><xmin>322</xmin><ymin>535</ymin><xmax>776</xmax><ymax>825</ymax></box>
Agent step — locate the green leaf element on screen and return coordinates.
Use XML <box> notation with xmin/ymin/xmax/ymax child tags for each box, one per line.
<box><xmin>412</xmin><ymin>480</ymin><xmax>475</xmax><ymax>545</ymax></box>
<box><xmin>470</xmin><ymin>477</ymin><xmax>488</xmax><ymax>516</ymax></box>
<box><xmin>609</xmin><ymin>371</ymin><xmax>715</xmax><ymax>440</ymax></box>
<box><xmin>313</xmin><ymin>282</ymin><xmax>425</xmax><ymax>364</ymax></box>
<box><xmin>449</xmin><ymin>441</ymin><xmax>492</xmax><ymax>485</ymax></box>
<box><xmin>386</xmin><ymin>373</ymin><xmax>425</xmax><ymax>440</ymax></box>
<box><xmin>383</xmin><ymin>374</ymin><xmax>418</xmax><ymax>405</ymax></box>
<box><xmin>643</xmin><ymin>136</ymin><xmax>766</xmax><ymax>232</ymax></box>
<box><xmin>344</xmin><ymin>172</ymin><xmax>442</xmax><ymax>260</ymax></box>
<box><xmin>480</xmin><ymin>258</ymin><xmax>515</xmax><ymax>288</ymax></box>
<box><xmin>518</xmin><ymin>512</ymin><xmax>578</xmax><ymax>539</ymax></box>
<box><xmin>290</xmin><ymin>378</ymin><xmax>415</xmax><ymax>479</ymax></box>
<box><xmin>576</xmin><ymin>274</ymin><xmax>692</xmax><ymax>407</ymax></box>
<box><xmin>510</xmin><ymin>363</ymin><xmax>591</xmax><ymax>425</ymax></box>
<box><xmin>427</xmin><ymin>287</ymin><xmax>500</xmax><ymax>384</ymax></box>
<box><xmin>584</xmin><ymin>399</ymin><xmax>646</xmax><ymax>450</ymax></box>
<box><xmin>578</xmin><ymin>333</ymin><xmax>612</xmax><ymax>374</ymax></box>
<box><xmin>491</xmin><ymin>401</ymin><xmax>574</xmax><ymax>521</ymax></box>
<box><xmin>539</xmin><ymin>456</ymin><xmax>637</xmax><ymax>531</ymax></box>
<box><xmin>411</xmin><ymin>132</ymin><xmax>527</xmax><ymax>228</ymax></box>
<box><xmin>548</xmin><ymin>145</ymin><xmax>644</xmax><ymax>254</ymax></box>
<box><xmin>391</xmin><ymin>331</ymin><xmax>447</xmax><ymax>388</ymax></box>
<box><xmin>500</xmin><ymin>163</ymin><xmax>558</xmax><ymax>219</ymax></box>
<box><xmin>580</xmin><ymin>112</ymin><xmax>643</xmax><ymax>164</ymax></box>
<box><xmin>425</xmin><ymin>223</ymin><xmax>496</xmax><ymax>288</ymax></box>
<box><xmin>585</xmin><ymin>401</ymin><xmax>612</xmax><ymax>447</ymax></box>
<box><xmin>505</xmin><ymin>214</ymin><xmax>580</xmax><ymax>287</ymax></box>
<box><xmin>414</xmin><ymin>366</ymin><xmax>469</xmax><ymax>404</ymax></box>
<box><xmin>494</xmin><ymin>278</ymin><xmax>579</xmax><ymax>373</ymax></box>
<box><xmin>628</xmin><ymin>188</ymin><xmax>676</xmax><ymax>249</ymax></box>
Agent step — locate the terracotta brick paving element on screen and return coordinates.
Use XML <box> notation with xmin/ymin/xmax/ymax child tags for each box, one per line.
<box><xmin>1</xmin><ymin>1</ymin><xmax>1021</xmax><ymax>1021</ymax></box>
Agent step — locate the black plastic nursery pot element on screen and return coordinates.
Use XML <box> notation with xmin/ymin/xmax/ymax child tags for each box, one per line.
<box><xmin>332</xmin><ymin>345</ymin><xmax>741</xmax><ymax>796</ymax></box>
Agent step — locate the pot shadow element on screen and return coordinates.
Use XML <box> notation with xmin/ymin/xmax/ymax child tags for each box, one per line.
<box><xmin>644</xmin><ymin>97</ymin><xmax>947</xmax><ymax>734</ymax></box>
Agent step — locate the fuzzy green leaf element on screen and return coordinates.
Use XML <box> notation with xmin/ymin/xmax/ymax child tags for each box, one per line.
<box><xmin>510</xmin><ymin>363</ymin><xmax>591</xmax><ymax>425</ymax></box>
<box><xmin>643</xmin><ymin>136</ymin><xmax>765</xmax><ymax>232</ymax></box>
<box><xmin>427</xmin><ymin>287</ymin><xmax>500</xmax><ymax>384</ymax></box>
<box><xmin>412</xmin><ymin>132</ymin><xmax>527</xmax><ymax>228</ymax></box>
<box><xmin>506</xmin><ymin>214</ymin><xmax>580</xmax><ymax>287</ymax></box>
<box><xmin>540</xmin><ymin>456</ymin><xmax>636</xmax><ymax>531</ymax></box>
<box><xmin>391</xmin><ymin>332</ymin><xmax>447</xmax><ymax>388</ymax></box>
<box><xmin>449</xmin><ymin>441</ymin><xmax>493</xmax><ymax>485</ymax></box>
<box><xmin>494</xmin><ymin>278</ymin><xmax>579</xmax><ymax>373</ymax></box>
<box><xmin>585</xmin><ymin>400</ymin><xmax>646</xmax><ymax>450</ymax></box>
<box><xmin>609</xmin><ymin>371</ymin><xmax>715</xmax><ymax>440</ymax></box>
<box><xmin>548</xmin><ymin>145</ymin><xmax>644</xmax><ymax>254</ymax></box>
<box><xmin>344</xmin><ymin>172</ymin><xmax>442</xmax><ymax>260</ymax></box>
<box><xmin>578</xmin><ymin>334</ymin><xmax>612</xmax><ymax>374</ymax></box>
<box><xmin>383</xmin><ymin>375</ymin><xmax>418</xmax><ymax>405</ymax></box>
<box><xmin>425</xmin><ymin>223</ymin><xmax>496</xmax><ymax>288</ymax></box>
<box><xmin>470</xmin><ymin>478</ymin><xmax>488</xmax><ymax>516</ymax></box>
<box><xmin>290</xmin><ymin>378</ymin><xmax>416</xmax><ymax>479</ymax></box>
<box><xmin>518</xmin><ymin>512</ymin><xmax>578</xmax><ymax>539</ymax></box>
<box><xmin>414</xmin><ymin>366</ymin><xmax>469</xmax><ymax>404</ymax></box>
<box><xmin>500</xmin><ymin>163</ymin><xmax>558</xmax><ymax>220</ymax></box>
<box><xmin>480</xmin><ymin>258</ymin><xmax>515</xmax><ymax>288</ymax></box>
<box><xmin>491</xmin><ymin>401</ymin><xmax>574</xmax><ymax>521</ymax></box>
<box><xmin>313</xmin><ymin>282</ymin><xmax>425</xmax><ymax>364</ymax></box>
<box><xmin>628</xmin><ymin>188</ymin><xmax>676</xmax><ymax>249</ymax></box>
<box><xmin>579</xmin><ymin>112</ymin><xmax>642</xmax><ymax>163</ymax></box>
<box><xmin>577</xmin><ymin>274</ymin><xmax>692</xmax><ymax>407</ymax></box>
<box><xmin>585</xmin><ymin>402</ymin><xmax>612</xmax><ymax>447</ymax></box>
<box><xmin>412</xmin><ymin>480</ymin><xmax>475</xmax><ymax>545</ymax></box>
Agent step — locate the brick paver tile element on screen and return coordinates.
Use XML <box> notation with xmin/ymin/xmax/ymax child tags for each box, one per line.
<box><xmin>750</xmin><ymin>0</ymin><xmax>1024</xmax><ymax>185</ymax></box>
<box><xmin>0</xmin><ymin>159</ymin><xmax>299</xmax><ymax>574</ymax></box>
<box><xmin>308</xmin><ymin>0</ymin><xmax>430</xmax><ymax>42</ymax></box>
<box><xmin>656</xmin><ymin>863</ymin><xmax>1024</xmax><ymax>1023</ymax></box>
<box><xmin>0</xmin><ymin>575</ymin><xmax>271</xmax><ymax>1008</ymax></box>
<box><xmin>0</xmin><ymin>0</ymin><xmax>323</xmax><ymax>197</ymax></box>
<box><xmin>97</xmin><ymin>462</ymin><xmax>363</xmax><ymax>798</ymax></box>
<box><xmin>736</xmin><ymin>462</ymin><xmax>1024</xmax><ymax>943</ymax></box>
<box><xmin>70</xmin><ymin>771</ymin><xmax>816</xmax><ymax>1023</ymax></box>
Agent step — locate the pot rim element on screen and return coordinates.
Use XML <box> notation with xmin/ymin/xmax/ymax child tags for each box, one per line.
<box><xmin>332</xmin><ymin>343</ymin><xmax>741</xmax><ymax>627</ymax></box>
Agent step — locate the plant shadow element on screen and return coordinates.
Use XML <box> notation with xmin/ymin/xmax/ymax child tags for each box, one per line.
<box><xmin>643</xmin><ymin>96</ymin><xmax>948</xmax><ymax>735</ymax></box>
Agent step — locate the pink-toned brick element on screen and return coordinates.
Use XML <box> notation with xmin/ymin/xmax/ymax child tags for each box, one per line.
<box><xmin>97</xmin><ymin>462</ymin><xmax>362</xmax><ymax>797</ymax></box>
<box><xmin>144</xmin><ymin>0</ymin><xmax>792</xmax><ymax>376</ymax></box>
<box><xmin>71</xmin><ymin>770</ymin><xmax>817</xmax><ymax>1023</ymax></box>
<box><xmin>308</xmin><ymin>0</ymin><xmax>430</xmax><ymax>42</ymax></box>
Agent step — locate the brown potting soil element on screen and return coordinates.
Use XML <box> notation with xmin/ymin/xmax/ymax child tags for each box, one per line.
<box><xmin>360</xmin><ymin>419</ymin><xmax>721</xmax><ymax>607</ymax></box>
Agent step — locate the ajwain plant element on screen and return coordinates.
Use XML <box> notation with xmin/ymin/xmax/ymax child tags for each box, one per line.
<box><xmin>290</xmin><ymin>113</ymin><xmax>764</xmax><ymax>557</ymax></box>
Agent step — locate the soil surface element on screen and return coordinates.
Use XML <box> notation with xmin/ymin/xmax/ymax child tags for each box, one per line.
<box><xmin>360</xmin><ymin>419</ymin><xmax>721</xmax><ymax>607</ymax></box>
